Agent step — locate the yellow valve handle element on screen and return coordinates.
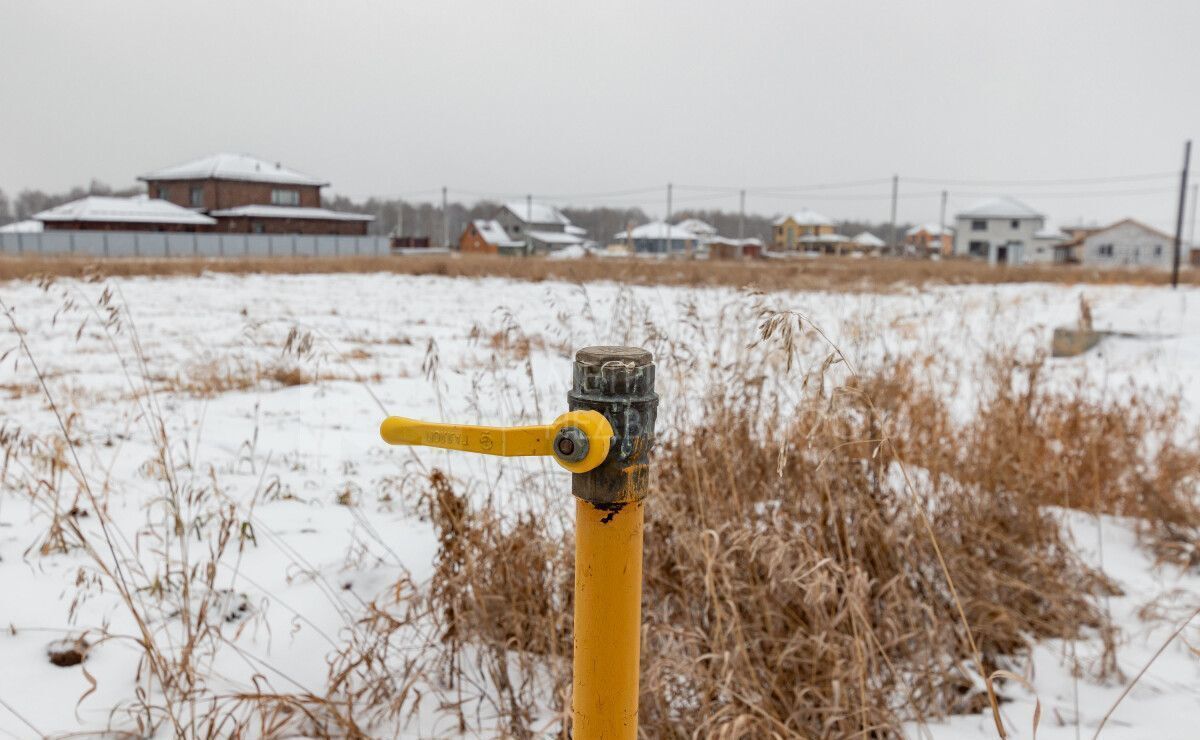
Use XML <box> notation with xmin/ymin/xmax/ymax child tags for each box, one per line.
<box><xmin>379</xmin><ymin>410</ymin><xmax>613</xmax><ymax>474</ymax></box>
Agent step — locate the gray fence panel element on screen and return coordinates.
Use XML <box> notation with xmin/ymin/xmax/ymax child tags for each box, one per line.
<box><xmin>0</xmin><ymin>231</ymin><xmax>398</xmax><ymax>259</ymax></box>
<box><xmin>241</xmin><ymin>235</ymin><xmax>265</xmax><ymax>257</ymax></box>
<box><xmin>74</xmin><ymin>232</ymin><xmax>106</xmax><ymax>256</ymax></box>
<box><xmin>143</xmin><ymin>233</ymin><xmax>168</xmax><ymax>257</ymax></box>
<box><xmin>194</xmin><ymin>234</ymin><xmax>223</xmax><ymax>258</ymax></box>
<box><xmin>113</xmin><ymin>232</ymin><xmax>140</xmax><ymax>256</ymax></box>
<box><xmin>37</xmin><ymin>232</ymin><xmax>72</xmax><ymax>254</ymax></box>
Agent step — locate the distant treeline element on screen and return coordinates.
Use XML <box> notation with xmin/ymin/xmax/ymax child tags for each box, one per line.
<box><xmin>0</xmin><ymin>183</ymin><xmax>906</xmax><ymax>244</ymax></box>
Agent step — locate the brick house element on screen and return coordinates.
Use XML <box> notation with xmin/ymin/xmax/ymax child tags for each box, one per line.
<box><xmin>459</xmin><ymin>219</ymin><xmax>525</xmax><ymax>255</ymax></box>
<box><xmin>708</xmin><ymin>236</ymin><xmax>764</xmax><ymax>260</ymax></box>
<box><xmin>904</xmin><ymin>223</ymin><xmax>954</xmax><ymax>256</ymax></box>
<box><xmin>139</xmin><ymin>153</ymin><xmax>372</xmax><ymax>235</ymax></box>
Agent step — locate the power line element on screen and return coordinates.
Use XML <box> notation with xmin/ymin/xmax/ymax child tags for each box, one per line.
<box><xmin>951</xmin><ymin>186</ymin><xmax>1177</xmax><ymax>199</ymax></box>
<box><xmin>540</xmin><ymin>186</ymin><xmax>663</xmax><ymax>201</ymax></box>
<box><xmin>905</xmin><ymin>171</ymin><xmax>1176</xmax><ymax>187</ymax></box>
<box><xmin>676</xmin><ymin>177</ymin><xmax>894</xmax><ymax>194</ymax></box>
<box><xmin>750</xmin><ymin>190</ymin><xmax>944</xmax><ymax>201</ymax></box>
<box><xmin>747</xmin><ymin>177</ymin><xmax>895</xmax><ymax>192</ymax></box>
<box><xmin>671</xmin><ymin>191</ymin><xmax>744</xmax><ymax>205</ymax></box>
<box><xmin>447</xmin><ymin>187</ymin><xmax>527</xmax><ymax>200</ymax></box>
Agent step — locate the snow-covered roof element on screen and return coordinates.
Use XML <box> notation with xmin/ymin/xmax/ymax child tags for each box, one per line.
<box><xmin>851</xmin><ymin>231</ymin><xmax>885</xmax><ymax>247</ymax></box>
<box><xmin>0</xmin><ymin>219</ymin><xmax>43</xmax><ymax>233</ymax></box>
<box><xmin>209</xmin><ymin>205</ymin><xmax>373</xmax><ymax>221</ymax></box>
<box><xmin>1083</xmin><ymin>218</ymin><xmax>1177</xmax><ymax>243</ymax></box>
<box><xmin>956</xmin><ymin>196</ymin><xmax>1043</xmax><ymax>220</ymax></box>
<box><xmin>139</xmin><ymin>153</ymin><xmax>329</xmax><ymax>187</ymax></box>
<box><xmin>674</xmin><ymin>218</ymin><xmax>718</xmax><ymax>236</ymax></box>
<box><xmin>34</xmin><ymin>196</ymin><xmax>217</xmax><ymax>225</ymax></box>
<box><xmin>501</xmin><ymin>201</ymin><xmax>569</xmax><ymax>226</ymax></box>
<box><xmin>528</xmin><ymin>230</ymin><xmax>588</xmax><ymax>245</ymax></box>
<box><xmin>564</xmin><ymin>224</ymin><xmax>588</xmax><ymax>236</ymax></box>
<box><xmin>614</xmin><ymin>221</ymin><xmax>699</xmax><ymax>240</ymax></box>
<box><xmin>798</xmin><ymin>233</ymin><xmax>848</xmax><ymax>243</ymax></box>
<box><xmin>773</xmin><ymin>207</ymin><xmax>834</xmax><ymax>227</ymax></box>
<box><xmin>905</xmin><ymin>222</ymin><xmax>953</xmax><ymax>237</ymax></box>
<box><xmin>1034</xmin><ymin>225</ymin><xmax>1069</xmax><ymax>240</ymax></box>
<box><xmin>472</xmin><ymin>219</ymin><xmax>523</xmax><ymax>247</ymax></box>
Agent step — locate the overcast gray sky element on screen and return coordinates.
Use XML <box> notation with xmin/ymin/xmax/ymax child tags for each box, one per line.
<box><xmin>1</xmin><ymin>0</ymin><xmax>1196</xmax><ymax>230</ymax></box>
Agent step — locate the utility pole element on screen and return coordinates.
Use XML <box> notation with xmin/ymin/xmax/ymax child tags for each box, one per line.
<box><xmin>738</xmin><ymin>189</ymin><xmax>746</xmax><ymax>239</ymax></box>
<box><xmin>665</xmin><ymin>182</ymin><xmax>673</xmax><ymax>254</ymax></box>
<box><xmin>939</xmin><ymin>189</ymin><xmax>948</xmax><ymax>257</ymax></box>
<box><xmin>1171</xmin><ymin>140</ymin><xmax>1191</xmax><ymax>289</ymax></box>
<box><xmin>1188</xmin><ymin>183</ymin><xmax>1197</xmax><ymax>262</ymax></box>
<box><xmin>441</xmin><ymin>186</ymin><xmax>449</xmax><ymax>248</ymax></box>
<box><xmin>526</xmin><ymin>193</ymin><xmax>533</xmax><ymax>256</ymax></box>
<box><xmin>888</xmin><ymin>174</ymin><xmax>898</xmax><ymax>256</ymax></box>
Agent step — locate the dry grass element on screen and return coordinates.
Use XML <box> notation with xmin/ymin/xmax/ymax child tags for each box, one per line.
<box><xmin>2</xmin><ymin>253</ymin><xmax>1197</xmax><ymax>291</ymax></box>
<box><xmin>2</xmin><ymin>274</ymin><xmax>1197</xmax><ymax>738</ymax></box>
<box><xmin>393</xmin><ymin>345</ymin><xmax>1195</xmax><ymax>737</ymax></box>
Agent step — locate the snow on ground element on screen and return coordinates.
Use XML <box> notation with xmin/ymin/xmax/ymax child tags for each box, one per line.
<box><xmin>0</xmin><ymin>272</ymin><xmax>1197</xmax><ymax>737</ymax></box>
<box><xmin>911</xmin><ymin>509</ymin><xmax>1200</xmax><ymax>740</ymax></box>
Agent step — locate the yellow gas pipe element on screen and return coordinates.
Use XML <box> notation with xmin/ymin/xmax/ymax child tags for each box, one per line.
<box><xmin>379</xmin><ymin>346</ymin><xmax>658</xmax><ymax>740</ymax></box>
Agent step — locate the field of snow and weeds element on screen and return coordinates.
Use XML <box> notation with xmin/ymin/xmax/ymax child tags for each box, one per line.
<box><xmin>0</xmin><ymin>270</ymin><xmax>1197</xmax><ymax>738</ymax></box>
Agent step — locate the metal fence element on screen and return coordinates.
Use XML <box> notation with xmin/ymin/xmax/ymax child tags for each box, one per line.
<box><xmin>0</xmin><ymin>231</ymin><xmax>392</xmax><ymax>258</ymax></box>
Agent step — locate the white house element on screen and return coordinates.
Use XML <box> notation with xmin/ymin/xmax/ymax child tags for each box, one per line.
<box><xmin>953</xmin><ymin>196</ymin><xmax>1045</xmax><ymax>265</ymax></box>
<box><xmin>1029</xmin><ymin>225</ymin><xmax>1069</xmax><ymax>264</ymax></box>
<box><xmin>614</xmin><ymin>221</ymin><xmax>699</xmax><ymax>254</ymax></box>
<box><xmin>674</xmin><ymin>218</ymin><xmax>718</xmax><ymax>238</ymax></box>
<box><xmin>850</xmin><ymin>231</ymin><xmax>885</xmax><ymax>252</ymax></box>
<box><xmin>1080</xmin><ymin>219</ymin><xmax>1180</xmax><ymax>271</ymax></box>
<box><xmin>494</xmin><ymin>201</ymin><xmax>590</xmax><ymax>254</ymax></box>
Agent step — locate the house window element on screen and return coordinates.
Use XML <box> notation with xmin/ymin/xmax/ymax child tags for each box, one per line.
<box><xmin>968</xmin><ymin>240</ymin><xmax>988</xmax><ymax>257</ymax></box>
<box><xmin>252</xmin><ymin>222</ymin><xmax>265</xmax><ymax>234</ymax></box>
<box><xmin>190</xmin><ymin>186</ymin><xmax>204</xmax><ymax>207</ymax></box>
<box><xmin>1154</xmin><ymin>244</ymin><xmax>1163</xmax><ymax>257</ymax></box>
<box><xmin>157</xmin><ymin>185</ymin><xmax>170</xmax><ymax>200</ymax></box>
<box><xmin>971</xmin><ymin>220</ymin><xmax>987</xmax><ymax>231</ymax></box>
<box><xmin>271</xmin><ymin>189</ymin><xmax>300</xmax><ymax>206</ymax></box>
<box><xmin>1098</xmin><ymin>244</ymin><xmax>1114</xmax><ymax>258</ymax></box>
<box><xmin>1010</xmin><ymin>219</ymin><xmax>1019</xmax><ymax>229</ymax></box>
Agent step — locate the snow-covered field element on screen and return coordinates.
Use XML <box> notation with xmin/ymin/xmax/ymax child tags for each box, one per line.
<box><xmin>0</xmin><ymin>272</ymin><xmax>1197</xmax><ymax>738</ymax></box>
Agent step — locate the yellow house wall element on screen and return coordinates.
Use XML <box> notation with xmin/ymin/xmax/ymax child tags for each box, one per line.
<box><xmin>773</xmin><ymin>218</ymin><xmax>835</xmax><ymax>249</ymax></box>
